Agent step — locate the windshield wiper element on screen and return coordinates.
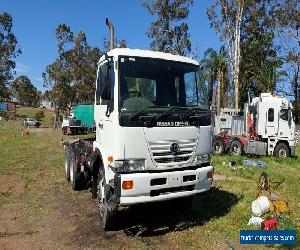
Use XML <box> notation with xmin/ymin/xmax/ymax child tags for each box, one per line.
<box><xmin>129</xmin><ymin>106</ymin><xmax>161</xmax><ymax>121</ymax></box>
<box><xmin>180</xmin><ymin>107</ymin><xmax>208</xmax><ymax>120</ymax></box>
<box><xmin>155</xmin><ymin>106</ymin><xmax>187</xmax><ymax>120</ymax></box>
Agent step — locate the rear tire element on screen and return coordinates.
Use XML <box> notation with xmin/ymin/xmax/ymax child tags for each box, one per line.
<box><xmin>97</xmin><ymin>171</ymin><xmax>118</xmax><ymax>230</ymax></box>
<box><xmin>229</xmin><ymin>140</ymin><xmax>243</xmax><ymax>156</ymax></box>
<box><xmin>64</xmin><ymin>148</ymin><xmax>70</xmax><ymax>181</ymax></box>
<box><xmin>274</xmin><ymin>143</ymin><xmax>290</xmax><ymax>158</ymax></box>
<box><xmin>69</xmin><ymin>151</ymin><xmax>83</xmax><ymax>190</ymax></box>
<box><xmin>212</xmin><ymin>139</ymin><xmax>225</xmax><ymax>155</ymax></box>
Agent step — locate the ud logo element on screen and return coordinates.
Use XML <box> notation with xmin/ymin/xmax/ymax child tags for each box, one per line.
<box><xmin>170</xmin><ymin>143</ymin><xmax>180</xmax><ymax>154</ymax></box>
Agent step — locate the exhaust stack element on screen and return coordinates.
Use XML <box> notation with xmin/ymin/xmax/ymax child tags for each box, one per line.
<box><xmin>105</xmin><ymin>18</ymin><xmax>115</xmax><ymax>51</ymax></box>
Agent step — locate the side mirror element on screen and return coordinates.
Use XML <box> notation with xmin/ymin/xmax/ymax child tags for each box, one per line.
<box><xmin>105</xmin><ymin>99</ymin><xmax>113</xmax><ymax>117</ymax></box>
<box><xmin>288</xmin><ymin>109</ymin><xmax>292</xmax><ymax>126</ymax></box>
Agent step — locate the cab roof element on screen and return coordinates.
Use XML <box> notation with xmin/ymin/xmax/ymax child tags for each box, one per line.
<box><xmin>99</xmin><ymin>48</ymin><xmax>199</xmax><ymax>66</ymax></box>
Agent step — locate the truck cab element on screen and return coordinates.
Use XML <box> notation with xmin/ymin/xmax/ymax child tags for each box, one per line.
<box><xmin>213</xmin><ymin>93</ymin><xmax>296</xmax><ymax>158</ymax></box>
<box><xmin>93</xmin><ymin>48</ymin><xmax>213</xmax><ymax>228</ymax></box>
<box><xmin>250</xmin><ymin>93</ymin><xmax>295</xmax><ymax>156</ymax></box>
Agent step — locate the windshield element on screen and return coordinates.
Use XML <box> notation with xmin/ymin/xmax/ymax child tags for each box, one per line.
<box><xmin>119</xmin><ymin>57</ymin><xmax>209</xmax><ymax>113</ymax></box>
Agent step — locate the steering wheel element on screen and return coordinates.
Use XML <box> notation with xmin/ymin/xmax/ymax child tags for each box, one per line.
<box><xmin>128</xmin><ymin>91</ymin><xmax>142</xmax><ymax>98</ymax></box>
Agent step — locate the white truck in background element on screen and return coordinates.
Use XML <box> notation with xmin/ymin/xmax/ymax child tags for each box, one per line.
<box><xmin>213</xmin><ymin>93</ymin><xmax>296</xmax><ymax>158</ymax></box>
<box><xmin>63</xmin><ymin>19</ymin><xmax>214</xmax><ymax>230</ymax></box>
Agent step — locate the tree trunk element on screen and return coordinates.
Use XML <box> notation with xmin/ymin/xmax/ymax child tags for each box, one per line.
<box><xmin>216</xmin><ymin>68</ymin><xmax>221</xmax><ymax>115</ymax></box>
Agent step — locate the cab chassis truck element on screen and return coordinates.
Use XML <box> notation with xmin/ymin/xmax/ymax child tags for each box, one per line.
<box><xmin>63</xmin><ymin>18</ymin><xmax>214</xmax><ymax>230</ymax></box>
<box><xmin>212</xmin><ymin>93</ymin><xmax>296</xmax><ymax>158</ymax></box>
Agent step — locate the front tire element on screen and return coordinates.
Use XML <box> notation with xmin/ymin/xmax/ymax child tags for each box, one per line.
<box><xmin>229</xmin><ymin>140</ymin><xmax>243</xmax><ymax>156</ymax></box>
<box><xmin>212</xmin><ymin>139</ymin><xmax>225</xmax><ymax>155</ymax></box>
<box><xmin>274</xmin><ymin>143</ymin><xmax>290</xmax><ymax>158</ymax></box>
<box><xmin>97</xmin><ymin>171</ymin><xmax>118</xmax><ymax>230</ymax></box>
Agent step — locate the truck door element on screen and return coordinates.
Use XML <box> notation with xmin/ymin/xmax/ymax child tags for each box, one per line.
<box><xmin>94</xmin><ymin>61</ymin><xmax>115</xmax><ymax>146</ymax></box>
<box><xmin>266</xmin><ymin>107</ymin><xmax>277</xmax><ymax>136</ymax></box>
<box><xmin>278</xmin><ymin>108</ymin><xmax>290</xmax><ymax>138</ymax></box>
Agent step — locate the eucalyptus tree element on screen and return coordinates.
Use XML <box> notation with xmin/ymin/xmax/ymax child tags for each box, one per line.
<box><xmin>144</xmin><ymin>0</ymin><xmax>193</xmax><ymax>56</ymax></box>
<box><xmin>0</xmin><ymin>12</ymin><xmax>21</xmax><ymax>99</ymax></box>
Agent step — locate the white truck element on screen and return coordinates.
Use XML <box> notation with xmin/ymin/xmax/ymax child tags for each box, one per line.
<box><xmin>213</xmin><ymin>93</ymin><xmax>296</xmax><ymax>158</ymax></box>
<box><xmin>63</xmin><ymin>18</ymin><xmax>214</xmax><ymax>230</ymax></box>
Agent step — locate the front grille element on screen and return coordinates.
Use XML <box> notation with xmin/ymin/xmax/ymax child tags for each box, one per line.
<box><xmin>148</xmin><ymin>139</ymin><xmax>196</xmax><ymax>166</ymax></box>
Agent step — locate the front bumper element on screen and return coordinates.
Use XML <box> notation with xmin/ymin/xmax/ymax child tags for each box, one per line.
<box><xmin>118</xmin><ymin>166</ymin><xmax>213</xmax><ymax>205</ymax></box>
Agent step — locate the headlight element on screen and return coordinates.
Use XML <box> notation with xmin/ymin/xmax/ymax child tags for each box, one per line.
<box><xmin>114</xmin><ymin>159</ymin><xmax>145</xmax><ymax>172</ymax></box>
<box><xmin>196</xmin><ymin>153</ymin><xmax>211</xmax><ymax>163</ymax></box>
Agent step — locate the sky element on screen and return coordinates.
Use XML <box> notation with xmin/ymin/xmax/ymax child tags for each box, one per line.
<box><xmin>1</xmin><ymin>0</ymin><xmax>220</xmax><ymax>92</ymax></box>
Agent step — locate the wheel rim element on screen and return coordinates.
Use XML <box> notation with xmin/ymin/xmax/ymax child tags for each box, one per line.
<box><xmin>214</xmin><ymin>142</ymin><xmax>222</xmax><ymax>154</ymax></box>
<box><xmin>232</xmin><ymin>143</ymin><xmax>240</xmax><ymax>155</ymax></box>
<box><xmin>70</xmin><ymin>160</ymin><xmax>74</xmax><ymax>183</ymax></box>
<box><xmin>278</xmin><ymin>147</ymin><xmax>287</xmax><ymax>158</ymax></box>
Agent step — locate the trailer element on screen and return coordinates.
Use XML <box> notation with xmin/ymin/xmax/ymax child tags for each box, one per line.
<box><xmin>62</xmin><ymin>104</ymin><xmax>95</xmax><ymax>135</ymax></box>
<box><xmin>63</xmin><ymin>18</ymin><xmax>214</xmax><ymax>230</ymax></box>
<box><xmin>213</xmin><ymin>93</ymin><xmax>296</xmax><ymax>158</ymax></box>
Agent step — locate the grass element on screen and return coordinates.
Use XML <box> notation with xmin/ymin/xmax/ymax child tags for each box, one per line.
<box><xmin>16</xmin><ymin>106</ymin><xmax>54</xmax><ymax>127</ymax></box>
<box><xmin>0</xmin><ymin>123</ymin><xmax>299</xmax><ymax>249</ymax></box>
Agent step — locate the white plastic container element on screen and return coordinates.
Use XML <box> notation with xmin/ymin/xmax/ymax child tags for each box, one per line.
<box><xmin>252</xmin><ymin>196</ymin><xmax>270</xmax><ymax>216</ymax></box>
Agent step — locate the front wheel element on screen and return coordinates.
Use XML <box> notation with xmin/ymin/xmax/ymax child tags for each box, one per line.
<box><xmin>97</xmin><ymin>173</ymin><xmax>118</xmax><ymax>230</ymax></box>
<box><xmin>274</xmin><ymin>143</ymin><xmax>290</xmax><ymax>158</ymax></box>
<box><xmin>212</xmin><ymin>139</ymin><xmax>225</xmax><ymax>155</ymax></box>
<box><xmin>229</xmin><ymin>140</ymin><xmax>243</xmax><ymax>156</ymax></box>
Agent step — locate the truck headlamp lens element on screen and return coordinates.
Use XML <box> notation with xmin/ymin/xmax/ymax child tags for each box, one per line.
<box><xmin>196</xmin><ymin>153</ymin><xmax>211</xmax><ymax>163</ymax></box>
<box><xmin>114</xmin><ymin>159</ymin><xmax>145</xmax><ymax>172</ymax></box>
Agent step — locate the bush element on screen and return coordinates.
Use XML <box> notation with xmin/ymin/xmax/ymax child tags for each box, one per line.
<box><xmin>34</xmin><ymin>110</ymin><xmax>44</xmax><ymax>120</ymax></box>
<box><xmin>0</xmin><ymin>110</ymin><xmax>9</xmax><ymax>121</ymax></box>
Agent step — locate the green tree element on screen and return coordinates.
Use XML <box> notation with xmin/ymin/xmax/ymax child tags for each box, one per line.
<box><xmin>208</xmin><ymin>0</ymin><xmax>245</xmax><ymax>111</ymax></box>
<box><xmin>208</xmin><ymin>0</ymin><xmax>286</xmax><ymax>107</ymax></box>
<box><xmin>0</xmin><ymin>12</ymin><xmax>21</xmax><ymax>99</ymax></box>
<box><xmin>11</xmin><ymin>75</ymin><xmax>40</xmax><ymax>107</ymax></box>
<box><xmin>102</xmin><ymin>37</ymin><xmax>127</xmax><ymax>53</ymax></box>
<box><xmin>239</xmin><ymin>1</ymin><xmax>286</xmax><ymax>103</ymax></box>
<box><xmin>271</xmin><ymin>0</ymin><xmax>299</xmax><ymax>100</ymax></box>
<box><xmin>144</xmin><ymin>0</ymin><xmax>193</xmax><ymax>56</ymax></box>
<box><xmin>43</xmin><ymin>24</ymin><xmax>102</xmax><ymax>126</ymax></box>
<box><xmin>43</xmin><ymin>24</ymin><xmax>74</xmax><ymax>127</ymax></box>
<box><xmin>68</xmin><ymin>31</ymin><xmax>101</xmax><ymax>103</ymax></box>
<box><xmin>200</xmin><ymin>48</ymin><xmax>228</xmax><ymax>112</ymax></box>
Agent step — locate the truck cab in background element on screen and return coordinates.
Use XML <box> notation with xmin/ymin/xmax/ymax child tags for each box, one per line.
<box><xmin>245</xmin><ymin>93</ymin><xmax>295</xmax><ymax>157</ymax></box>
<box><xmin>213</xmin><ymin>93</ymin><xmax>296</xmax><ymax>158</ymax></box>
<box><xmin>93</xmin><ymin>48</ymin><xmax>213</xmax><ymax>228</ymax></box>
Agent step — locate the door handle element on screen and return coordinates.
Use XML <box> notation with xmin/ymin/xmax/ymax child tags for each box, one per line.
<box><xmin>98</xmin><ymin>122</ymin><xmax>103</xmax><ymax>129</ymax></box>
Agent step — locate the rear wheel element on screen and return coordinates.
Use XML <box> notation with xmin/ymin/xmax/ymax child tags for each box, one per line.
<box><xmin>69</xmin><ymin>152</ymin><xmax>83</xmax><ymax>190</ymax></box>
<box><xmin>229</xmin><ymin>140</ymin><xmax>243</xmax><ymax>156</ymax></box>
<box><xmin>64</xmin><ymin>148</ymin><xmax>70</xmax><ymax>181</ymax></box>
<box><xmin>212</xmin><ymin>139</ymin><xmax>225</xmax><ymax>155</ymax></box>
<box><xmin>97</xmin><ymin>170</ymin><xmax>118</xmax><ymax>230</ymax></box>
<box><xmin>274</xmin><ymin>143</ymin><xmax>290</xmax><ymax>158</ymax></box>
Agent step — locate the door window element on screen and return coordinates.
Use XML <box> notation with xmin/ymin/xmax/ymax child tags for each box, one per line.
<box><xmin>268</xmin><ymin>108</ymin><xmax>274</xmax><ymax>122</ymax></box>
<box><xmin>280</xmin><ymin>109</ymin><xmax>288</xmax><ymax>121</ymax></box>
<box><xmin>95</xmin><ymin>63</ymin><xmax>114</xmax><ymax>110</ymax></box>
